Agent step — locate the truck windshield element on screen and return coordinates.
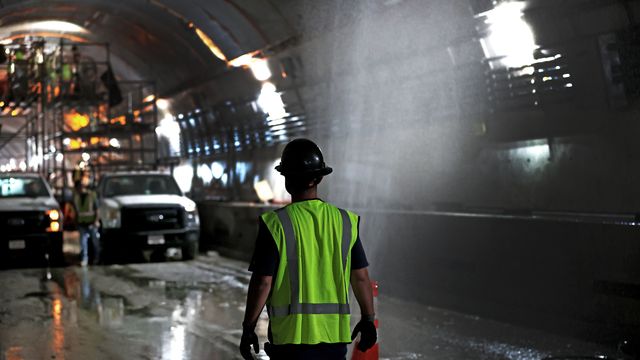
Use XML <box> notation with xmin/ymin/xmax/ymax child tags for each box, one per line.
<box><xmin>103</xmin><ymin>175</ymin><xmax>182</xmax><ymax>197</ymax></box>
<box><xmin>0</xmin><ymin>176</ymin><xmax>50</xmax><ymax>198</ymax></box>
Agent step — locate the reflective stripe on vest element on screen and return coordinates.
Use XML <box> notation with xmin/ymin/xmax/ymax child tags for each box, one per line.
<box><xmin>269</xmin><ymin>303</ymin><xmax>351</xmax><ymax>317</ymax></box>
<box><xmin>266</xmin><ymin>206</ymin><xmax>352</xmax><ymax>317</ymax></box>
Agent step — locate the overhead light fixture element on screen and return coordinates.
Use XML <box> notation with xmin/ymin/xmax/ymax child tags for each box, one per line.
<box><xmin>0</xmin><ymin>21</ymin><xmax>89</xmax><ymax>36</ymax></box>
<box><xmin>211</xmin><ymin>162</ymin><xmax>225</xmax><ymax>179</ymax></box>
<box><xmin>228</xmin><ymin>52</ymin><xmax>272</xmax><ymax>81</ymax></box>
<box><xmin>2</xmin><ymin>32</ymin><xmax>88</xmax><ymax>43</ymax></box>
<box><xmin>228</xmin><ymin>52</ymin><xmax>256</xmax><ymax>68</ymax></box>
<box><xmin>156</xmin><ymin>114</ymin><xmax>182</xmax><ymax>156</ymax></box>
<box><xmin>189</xmin><ymin>23</ymin><xmax>275</xmax><ymax>83</ymax></box>
<box><xmin>148</xmin><ymin>1</ymin><xmax>228</xmax><ymax>63</ymax></box>
<box><xmin>31</xmin><ymin>20</ymin><xmax>88</xmax><ymax>33</ymax></box>
<box><xmin>189</xmin><ymin>23</ymin><xmax>276</xmax><ymax>83</ymax></box>
<box><xmin>257</xmin><ymin>82</ymin><xmax>288</xmax><ymax>120</ymax></box>
<box><xmin>156</xmin><ymin>98</ymin><xmax>170</xmax><ymax>111</ymax></box>
<box><xmin>173</xmin><ymin>162</ymin><xmax>194</xmax><ymax>192</ymax></box>
<box><xmin>249</xmin><ymin>58</ymin><xmax>271</xmax><ymax>81</ymax></box>
<box><xmin>477</xmin><ymin>2</ymin><xmax>537</xmax><ymax>69</ymax></box>
<box><xmin>193</xmin><ymin>27</ymin><xmax>227</xmax><ymax>62</ymax></box>
<box><xmin>64</xmin><ymin>111</ymin><xmax>90</xmax><ymax>131</ymax></box>
<box><xmin>197</xmin><ymin>164</ymin><xmax>213</xmax><ymax>186</ymax></box>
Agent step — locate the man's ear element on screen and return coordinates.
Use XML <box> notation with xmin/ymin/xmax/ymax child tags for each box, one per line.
<box><xmin>314</xmin><ymin>177</ymin><xmax>323</xmax><ymax>186</ymax></box>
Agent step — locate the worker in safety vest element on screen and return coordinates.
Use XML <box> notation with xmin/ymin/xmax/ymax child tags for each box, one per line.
<box><xmin>240</xmin><ymin>139</ymin><xmax>377</xmax><ymax>360</ymax></box>
<box><xmin>73</xmin><ymin>178</ymin><xmax>100</xmax><ymax>266</ymax></box>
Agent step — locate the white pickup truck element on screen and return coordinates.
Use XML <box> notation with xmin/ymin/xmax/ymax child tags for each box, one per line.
<box><xmin>0</xmin><ymin>173</ymin><xmax>64</xmax><ymax>267</ymax></box>
<box><xmin>97</xmin><ymin>172</ymin><xmax>200</xmax><ymax>261</ymax></box>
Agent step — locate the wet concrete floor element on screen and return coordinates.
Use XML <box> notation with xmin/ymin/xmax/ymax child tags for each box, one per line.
<box><xmin>0</xmin><ymin>253</ymin><xmax>616</xmax><ymax>360</ymax></box>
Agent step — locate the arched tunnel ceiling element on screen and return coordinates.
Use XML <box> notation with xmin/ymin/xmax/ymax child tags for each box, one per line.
<box><xmin>0</xmin><ymin>0</ymin><xmax>297</xmax><ymax>161</ymax></box>
<box><xmin>0</xmin><ymin>0</ymin><xmax>295</xmax><ymax>94</ymax></box>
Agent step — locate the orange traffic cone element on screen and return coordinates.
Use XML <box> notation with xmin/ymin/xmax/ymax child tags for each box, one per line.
<box><xmin>351</xmin><ymin>281</ymin><xmax>379</xmax><ymax>360</ymax></box>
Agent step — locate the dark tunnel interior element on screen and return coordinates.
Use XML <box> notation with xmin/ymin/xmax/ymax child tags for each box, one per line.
<box><xmin>0</xmin><ymin>0</ymin><xmax>639</xmax><ymax>359</ymax></box>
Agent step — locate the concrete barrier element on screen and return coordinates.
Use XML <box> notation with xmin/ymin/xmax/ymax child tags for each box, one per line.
<box><xmin>198</xmin><ymin>201</ymin><xmax>640</xmax><ymax>343</ymax></box>
<box><xmin>358</xmin><ymin>210</ymin><xmax>640</xmax><ymax>343</ymax></box>
<box><xmin>197</xmin><ymin>201</ymin><xmax>280</xmax><ymax>261</ymax></box>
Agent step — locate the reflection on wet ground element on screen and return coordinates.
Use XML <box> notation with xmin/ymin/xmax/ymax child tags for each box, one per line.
<box><xmin>0</xmin><ymin>253</ymin><xmax>615</xmax><ymax>360</ymax></box>
<box><xmin>0</xmin><ymin>254</ymin><xmax>256</xmax><ymax>360</ymax></box>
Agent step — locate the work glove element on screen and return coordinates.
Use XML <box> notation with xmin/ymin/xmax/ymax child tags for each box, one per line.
<box><xmin>351</xmin><ymin>316</ymin><xmax>377</xmax><ymax>352</ymax></box>
<box><xmin>239</xmin><ymin>323</ymin><xmax>259</xmax><ymax>360</ymax></box>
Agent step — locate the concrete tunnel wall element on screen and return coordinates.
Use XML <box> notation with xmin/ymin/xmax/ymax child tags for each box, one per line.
<box><xmin>304</xmin><ymin>1</ymin><xmax>640</xmax><ymax>340</ymax></box>
<box><xmin>188</xmin><ymin>0</ymin><xmax>640</xmax><ymax>342</ymax></box>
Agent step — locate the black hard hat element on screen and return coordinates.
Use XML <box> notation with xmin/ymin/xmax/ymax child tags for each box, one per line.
<box><xmin>275</xmin><ymin>138</ymin><xmax>332</xmax><ymax>177</ymax></box>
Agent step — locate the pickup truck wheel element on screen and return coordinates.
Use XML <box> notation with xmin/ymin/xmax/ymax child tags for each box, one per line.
<box><xmin>182</xmin><ymin>239</ymin><xmax>198</xmax><ymax>260</ymax></box>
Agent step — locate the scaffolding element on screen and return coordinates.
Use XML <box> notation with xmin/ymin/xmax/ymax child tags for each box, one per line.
<box><xmin>1</xmin><ymin>39</ymin><xmax>158</xmax><ymax>194</ymax></box>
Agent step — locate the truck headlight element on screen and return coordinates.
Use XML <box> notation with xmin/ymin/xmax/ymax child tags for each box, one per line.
<box><xmin>102</xmin><ymin>207</ymin><xmax>121</xmax><ymax>229</ymax></box>
<box><xmin>46</xmin><ymin>209</ymin><xmax>62</xmax><ymax>232</ymax></box>
<box><xmin>184</xmin><ymin>203</ymin><xmax>199</xmax><ymax>227</ymax></box>
<box><xmin>185</xmin><ymin>209</ymin><xmax>199</xmax><ymax>227</ymax></box>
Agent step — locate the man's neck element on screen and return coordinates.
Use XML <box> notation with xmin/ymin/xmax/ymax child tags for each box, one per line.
<box><xmin>291</xmin><ymin>187</ymin><xmax>318</xmax><ymax>203</ymax></box>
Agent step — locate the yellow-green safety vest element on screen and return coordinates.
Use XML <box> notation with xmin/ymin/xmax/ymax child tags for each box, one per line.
<box><xmin>74</xmin><ymin>191</ymin><xmax>97</xmax><ymax>224</ymax></box>
<box><xmin>261</xmin><ymin>199</ymin><xmax>359</xmax><ymax>345</ymax></box>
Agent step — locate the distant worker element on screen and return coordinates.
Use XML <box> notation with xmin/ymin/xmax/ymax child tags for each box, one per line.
<box><xmin>240</xmin><ymin>139</ymin><xmax>377</xmax><ymax>360</ymax></box>
<box><xmin>73</xmin><ymin>178</ymin><xmax>100</xmax><ymax>266</ymax></box>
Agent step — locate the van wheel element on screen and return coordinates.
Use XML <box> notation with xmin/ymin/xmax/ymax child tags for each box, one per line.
<box><xmin>182</xmin><ymin>239</ymin><xmax>198</xmax><ymax>260</ymax></box>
